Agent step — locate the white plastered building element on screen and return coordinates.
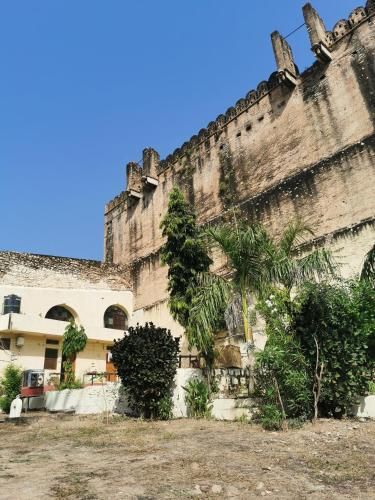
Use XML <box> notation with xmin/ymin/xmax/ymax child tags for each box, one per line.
<box><xmin>0</xmin><ymin>251</ymin><xmax>133</xmax><ymax>384</ymax></box>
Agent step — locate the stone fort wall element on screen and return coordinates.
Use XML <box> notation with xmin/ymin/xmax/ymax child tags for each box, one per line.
<box><xmin>104</xmin><ymin>2</ymin><xmax>375</xmax><ymax>344</ymax></box>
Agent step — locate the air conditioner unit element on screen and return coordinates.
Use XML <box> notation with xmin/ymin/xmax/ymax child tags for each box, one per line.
<box><xmin>22</xmin><ymin>369</ymin><xmax>44</xmax><ymax>388</ymax></box>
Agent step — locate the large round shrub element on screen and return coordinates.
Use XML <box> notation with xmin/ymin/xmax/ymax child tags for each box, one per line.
<box><xmin>111</xmin><ymin>323</ymin><xmax>180</xmax><ymax>419</ymax></box>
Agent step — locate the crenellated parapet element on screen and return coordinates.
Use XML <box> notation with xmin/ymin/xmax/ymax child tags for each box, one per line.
<box><xmin>155</xmin><ymin>2</ymin><xmax>375</xmax><ymax>173</ymax></box>
<box><xmin>106</xmin><ymin>1</ymin><xmax>375</xmax><ymax>209</ymax></box>
<box><xmin>304</xmin><ymin>2</ymin><xmax>374</xmax><ymax>61</ymax></box>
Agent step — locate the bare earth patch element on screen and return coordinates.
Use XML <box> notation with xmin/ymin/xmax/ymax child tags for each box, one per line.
<box><xmin>0</xmin><ymin>415</ymin><xmax>374</xmax><ymax>499</ymax></box>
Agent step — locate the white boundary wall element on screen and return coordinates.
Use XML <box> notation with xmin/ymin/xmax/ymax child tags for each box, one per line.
<box><xmin>352</xmin><ymin>395</ymin><xmax>375</xmax><ymax>419</ymax></box>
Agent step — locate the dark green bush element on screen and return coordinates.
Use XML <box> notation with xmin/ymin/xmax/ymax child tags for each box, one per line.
<box><xmin>293</xmin><ymin>280</ymin><xmax>375</xmax><ymax>418</ymax></box>
<box><xmin>111</xmin><ymin>323</ymin><xmax>180</xmax><ymax>419</ymax></box>
<box><xmin>0</xmin><ymin>364</ymin><xmax>22</xmax><ymax>414</ymax></box>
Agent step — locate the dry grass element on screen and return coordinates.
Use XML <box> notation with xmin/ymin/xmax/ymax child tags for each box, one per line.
<box><xmin>0</xmin><ymin>416</ymin><xmax>374</xmax><ymax>499</ymax></box>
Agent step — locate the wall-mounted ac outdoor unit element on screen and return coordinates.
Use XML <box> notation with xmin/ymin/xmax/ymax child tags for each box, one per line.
<box><xmin>23</xmin><ymin>370</ymin><xmax>44</xmax><ymax>388</ymax></box>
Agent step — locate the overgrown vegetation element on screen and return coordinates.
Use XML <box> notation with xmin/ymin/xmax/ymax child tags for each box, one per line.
<box><xmin>255</xmin><ymin>279</ymin><xmax>375</xmax><ymax>429</ymax></box>
<box><xmin>361</xmin><ymin>242</ymin><xmax>375</xmax><ymax>284</ymax></box>
<box><xmin>159</xmin><ymin>191</ymin><xmax>374</xmax><ymax>428</ymax></box>
<box><xmin>188</xmin><ymin>216</ymin><xmax>335</xmax><ymax>393</ymax></box>
<box><xmin>61</xmin><ymin>322</ymin><xmax>87</xmax><ymax>388</ymax></box>
<box><xmin>255</xmin><ymin>289</ymin><xmax>312</xmax><ymax>430</ymax></box>
<box><xmin>293</xmin><ymin>280</ymin><xmax>375</xmax><ymax>419</ymax></box>
<box><xmin>111</xmin><ymin>322</ymin><xmax>180</xmax><ymax>419</ymax></box>
<box><xmin>160</xmin><ymin>186</ymin><xmax>212</xmax><ymax>330</ymax></box>
<box><xmin>183</xmin><ymin>377</ymin><xmax>212</xmax><ymax>418</ymax></box>
<box><xmin>0</xmin><ymin>364</ymin><xmax>22</xmax><ymax>413</ymax></box>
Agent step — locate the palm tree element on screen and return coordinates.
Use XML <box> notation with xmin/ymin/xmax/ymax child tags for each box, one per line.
<box><xmin>187</xmin><ymin>217</ymin><xmax>336</xmax><ymax>391</ymax></box>
<box><xmin>262</xmin><ymin>218</ymin><xmax>337</xmax><ymax>297</ymax></box>
<box><xmin>361</xmin><ymin>243</ymin><xmax>375</xmax><ymax>283</ymax></box>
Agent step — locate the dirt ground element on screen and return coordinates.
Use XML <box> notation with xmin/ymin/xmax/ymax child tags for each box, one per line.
<box><xmin>0</xmin><ymin>415</ymin><xmax>374</xmax><ymax>500</ymax></box>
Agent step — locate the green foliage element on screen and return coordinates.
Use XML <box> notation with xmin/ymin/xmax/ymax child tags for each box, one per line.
<box><xmin>187</xmin><ymin>272</ymin><xmax>231</xmax><ymax>353</ymax></box>
<box><xmin>368</xmin><ymin>381</ymin><xmax>375</xmax><ymax>395</ymax></box>
<box><xmin>160</xmin><ymin>187</ymin><xmax>212</xmax><ymax>329</ymax></box>
<box><xmin>61</xmin><ymin>322</ymin><xmax>87</xmax><ymax>385</ymax></box>
<box><xmin>187</xmin><ymin>217</ymin><xmax>336</xmax><ymax>348</ymax></box>
<box><xmin>361</xmin><ymin>242</ymin><xmax>375</xmax><ymax>284</ymax></box>
<box><xmin>264</xmin><ymin>218</ymin><xmax>336</xmax><ymax>294</ymax></box>
<box><xmin>62</xmin><ymin>323</ymin><xmax>87</xmax><ymax>360</ymax></box>
<box><xmin>58</xmin><ymin>377</ymin><xmax>83</xmax><ymax>391</ymax></box>
<box><xmin>111</xmin><ymin>323</ymin><xmax>180</xmax><ymax>419</ymax></box>
<box><xmin>259</xmin><ymin>404</ymin><xmax>283</xmax><ymax>431</ymax></box>
<box><xmin>155</xmin><ymin>394</ymin><xmax>174</xmax><ymax>420</ymax></box>
<box><xmin>0</xmin><ymin>364</ymin><xmax>22</xmax><ymax>413</ymax></box>
<box><xmin>183</xmin><ymin>377</ymin><xmax>212</xmax><ymax>418</ymax></box>
<box><xmin>293</xmin><ymin>280</ymin><xmax>375</xmax><ymax>417</ymax></box>
<box><xmin>256</xmin><ymin>289</ymin><xmax>312</xmax><ymax>427</ymax></box>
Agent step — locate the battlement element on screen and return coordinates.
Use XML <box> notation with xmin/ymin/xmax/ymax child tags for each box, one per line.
<box><xmin>104</xmin><ymin>0</ymin><xmax>375</xmax><ymax>216</ymax></box>
<box><xmin>104</xmin><ymin>0</ymin><xmax>375</xmax><ymax>341</ymax></box>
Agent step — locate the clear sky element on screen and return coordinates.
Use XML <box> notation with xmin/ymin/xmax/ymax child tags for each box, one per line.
<box><xmin>0</xmin><ymin>0</ymin><xmax>360</xmax><ymax>260</ymax></box>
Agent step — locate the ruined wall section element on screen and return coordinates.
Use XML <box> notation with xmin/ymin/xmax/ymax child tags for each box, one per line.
<box><xmin>105</xmin><ymin>3</ymin><xmax>375</xmax><ymax>315</ymax></box>
<box><xmin>0</xmin><ymin>251</ymin><xmax>132</xmax><ymax>291</ymax></box>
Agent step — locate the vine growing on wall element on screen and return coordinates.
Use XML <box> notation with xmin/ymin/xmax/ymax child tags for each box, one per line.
<box><xmin>218</xmin><ymin>144</ymin><xmax>237</xmax><ymax>209</ymax></box>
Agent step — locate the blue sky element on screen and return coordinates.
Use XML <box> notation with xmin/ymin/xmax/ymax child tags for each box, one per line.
<box><xmin>0</xmin><ymin>0</ymin><xmax>359</xmax><ymax>260</ymax></box>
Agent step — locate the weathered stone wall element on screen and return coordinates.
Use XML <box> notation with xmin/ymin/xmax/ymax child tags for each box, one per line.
<box><xmin>0</xmin><ymin>251</ymin><xmax>131</xmax><ymax>291</ymax></box>
<box><xmin>104</xmin><ymin>3</ymin><xmax>375</xmax><ymax>339</ymax></box>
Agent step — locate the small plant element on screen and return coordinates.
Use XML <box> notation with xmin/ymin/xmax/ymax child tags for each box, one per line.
<box><xmin>61</xmin><ymin>322</ymin><xmax>87</xmax><ymax>387</ymax></box>
<box><xmin>0</xmin><ymin>364</ymin><xmax>22</xmax><ymax>413</ymax></box>
<box><xmin>259</xmin><ymin>404</ymin><xmax>283</xmax><ymax>431</ymax></box>
<box><xmin>156</xmin><ymin>395</ymin><xmax>174</xmax><ymax>421</ymax></box>
<box><xmin>235</xmin><ymin>413</ymin><xmax>249</xmax><ymax>424</ymax></box>
<box><xmin>57</xmin><ymin>379</ymin><xmax>83</xmax><ymax>391</ymax></box>
<box><xmin>368</xmin><ymin>381</ymin><xmax>375</xmax><ymax>395</ymax></box>
<box><xmin>111</xmin><ymin>322</ymin><xmax>180</xmax><ymax>419</ymax></box>
<box><xmin>183</xmin><ymin>378</ymin><xmax>212</xmax><ymax>418</ymax></box>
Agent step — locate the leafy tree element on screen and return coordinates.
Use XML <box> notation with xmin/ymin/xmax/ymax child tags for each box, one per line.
<box><xmin>292</xmin><ymin>280</ymin><xmax>375</xmax><ymax>418</ymax></box>
<box><xmin>0</xmin><ymin>364</ymin><xmax>22</xmax><ymax>413</ymax></box>
<box><xmin>187</xmin><ymin>217</ymin><xmax>335</xmax><ymax>391</ymax></box>
<box><xmin>361</xmin><ymin>242</ymin><xmax>375</xmax><ymax>284</ymax></box>
<box><xmin>160</xmin><ymin>187</ymin><xmax>212</xmax><ymax>330</ymax></box>
<box><xmin>61</xmin><ymin>322</ymin><xmax>87</xmax><ymax>386</ymax></box>
<box><xmin>111</xmin><ymin>323</ymin><xmax>180</xmax><ymax>419</ymax></box>
<box><xmin>255</xmin><ymin>289</ymin><xmax>312</xmax><ymax>430</ymax></box>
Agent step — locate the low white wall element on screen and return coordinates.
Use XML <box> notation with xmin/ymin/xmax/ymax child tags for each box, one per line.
<box><xmin>21</xmin><ymin>368</ymin><xmax>256</xmax><ymax>420</ymax></box>
<box><xmin>45</xmin><ymin>383</ymin><xmax>129</xmax><ymax>415</ymax></box>
<box><xmin>352</xmin><ymin>395</ymin><xmax>375</xmax><ymax>419</ymax></box>
<box><xmin>212</xmin><ymin>398</ymin><xmax>253</xmax><ymax>421</ymax></box>
<box><xmin>172</xmin><ymin>368</ymin><xmax>202</xmax><ymax>418</ymax></box>
<box><xmin>44</xmin><ymin>369</ymin><xmax>203</xmax><ymax>416</ymax></box>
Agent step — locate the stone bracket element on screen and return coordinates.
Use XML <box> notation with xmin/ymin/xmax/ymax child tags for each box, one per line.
<box><xmin>142</xmin><ymin>176</ymin><xmax>159</xmax><ymax>188</ymax></box>
<box><xmin>278</xmin><ymin>69</ymin><xmax>298</xmax><ymax>87</ymax></box>
<box><xmin>313</xmin><ymin>42</ymin><xmax>332</xmax><ymax>63</ymax></box>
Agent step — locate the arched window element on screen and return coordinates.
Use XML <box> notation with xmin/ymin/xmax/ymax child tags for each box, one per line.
<box><xmin>104</xmin><ymin>306</ymin><xmax>128</xmax><ymax>330</ymax></box>
<box><xmin>45</xmin><ymin>305</ymin><xmax>74</xmax><ymax>322</ymax></box>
